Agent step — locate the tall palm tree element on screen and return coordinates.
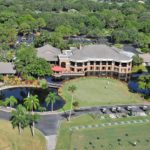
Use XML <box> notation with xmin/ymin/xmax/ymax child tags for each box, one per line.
<box><xmin>68</xmin><ymin>85</ymin><xmax>77</xmax><ymax>121</ymax></box>
<box><xmin>24</xmin><ymin>95</ymin><xmax>39</xmax><ymax>112</ymax></box>
<box><xmin>45</xmin><ymin>92</ymin><xmax>58</xmax><ymax>112</ymax></box>
<box><xmin>5</xmin><ymin>96</ymin><xmax>17</xmax><ymax>109</ymax></box>
<box><xmin>24</xmin><ymin>95</ymin><xmax>39</xmax><ymax>136</ymax></box>
<box><xmin>11</xmin><ymin>104</ymin><xmax>29</xmax><ymax>134</ymax></box>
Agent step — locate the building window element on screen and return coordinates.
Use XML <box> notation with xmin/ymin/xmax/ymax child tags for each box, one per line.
<box><xmin>114</xmin><ymin>67</ymin><xmax>119</xmax><ymax>71</ymax></box>
<box><xmin>84</xmin><ymin>68</ymin><xmax>87</xmax><ymax>71</ymax></box>
<box><xmin>102</xmin><ymin>67</ymin><xmax>106</xmax><ymax>70</ymax></box>
<box><xmin>90</xmin><ymin>67</ymin><xmax>93</xmax><ymax>70</ymax></box>
<box><xmin>77</xmin><ymin>69</ymin><xmax>82</xmax><ymax>72</ymax></box>
<box><xmin>96</xmin><ymin>61</ymin><xmax>100</xmax><ymax>65</ymax></box>
<box><xmin>120</xmin><ymin>74</ymin><xmax>126</xmax><ymax>77</ymax></box>
<box><xmin>108</xmin><ymin>61</ymin><xmax>112</xmax><ymax>65</ymax></box>
<box><xmin>90</xmin><ymin>61</ymin><xmax>94</xmax><ymax>65</ymax></box>
<box><xmin>115</xmin><ymin>62</ymin><xmax>120</xmax><ymax>66</ymax></box>
<box><xmin>122</xmin><ymin>63</ymin><xmax>127</xmax><ymax>67</ymax></box>
<box><xmin>77</xmin><ymin>63</ymin><xmax>83</xmax><ymax>67</ymax></box>
<box><xmin>84</xmin><ymin>62</ymin><xmax>87</xmax><ymax>66</ymax></box>
<box><xmin>70</xmin><ymin>68</ymin><xmax>74</xmax><ymax>71</ymax></box>
<box><xmin>61</xmin><ymin>62</ymin><xmax>66</xmax><ymax>68</ymax></box>
<box><xmin>121</xmin><ymin>69</ymin><xmax>126</xmax><ymax>73</ymax></box>
<box><xmin>96</xmin><ymin>67</ymin><xmax>99</xmax><ymax>70</ymax></box>
<box><xmin>102</xmin><ymin>61</ymin><xmax>106</xmax><ymax>65</ymax></box>
<box><xmin>108</xmin><ymin>67</ymin><xmax>111</xmax><ymax>70</ymax></box>
<box><xmin>70</xmin><ymin>61</ymin><xmax>75</xmax><ymax>66</ymax></box>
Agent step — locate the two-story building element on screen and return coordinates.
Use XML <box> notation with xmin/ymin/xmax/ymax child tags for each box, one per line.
<box><xmin>52</xmin><ymin>44</ymin><xmax>132</xmax><ymax>81</ymax></box>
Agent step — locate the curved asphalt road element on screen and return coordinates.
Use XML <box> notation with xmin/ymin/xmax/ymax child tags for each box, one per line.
<box><xmin>0</xmin><ymin>110</ymin><xmax>61</xmax><ymax>136</ymax></box>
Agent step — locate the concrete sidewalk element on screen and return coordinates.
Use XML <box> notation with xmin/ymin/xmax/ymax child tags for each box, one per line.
<box><xmin>45</xmin><ymin>135</ymin><xmax>57</xmax><ymax>150</ymax></box>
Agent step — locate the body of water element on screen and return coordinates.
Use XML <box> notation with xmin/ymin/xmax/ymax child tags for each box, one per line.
<box><xmin>0</xmin><ymin>87</ymin><xmax>65</xmax><ymax>111</ymax></box>
<box><xmin>128</xmin><ymin>81</ymin><xmax>149</xmax><ymax>95</ymax></box>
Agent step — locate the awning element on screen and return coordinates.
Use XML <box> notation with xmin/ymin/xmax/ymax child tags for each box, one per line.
<box><xmin>52</xmin><ymin>66</ymin><xmax>64</xmax><ymax>72</ymax></box>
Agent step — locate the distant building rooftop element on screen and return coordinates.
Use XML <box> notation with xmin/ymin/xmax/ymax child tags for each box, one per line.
<box><xmin>37</xmin><ymin>44</ymin><xmax>61</xmax><ymax>61</ymax></box>
<box><xmin>139</xmin><ymin>53</ymin><xmax>150</xmax><ymax>63</ymax></box>
<box><xmin>0</xmin><ymin>62</ymin><xmax>16</xmax><ymax>74</ymax></box>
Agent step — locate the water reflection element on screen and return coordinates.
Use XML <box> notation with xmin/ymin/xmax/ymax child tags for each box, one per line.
<box><xmin>0</xmin><ymin>87</ymin><xmax>65</xmax><ymax>111</ymax></box>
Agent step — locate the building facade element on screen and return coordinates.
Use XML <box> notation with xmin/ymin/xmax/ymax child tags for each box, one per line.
<box><xmin>56</xmin><ymin>45</ymin><xmax>132</xmax><ymax>81</ymax></box>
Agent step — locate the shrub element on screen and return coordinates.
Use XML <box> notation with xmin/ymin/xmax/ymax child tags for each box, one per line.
<box><xmin>39</xmin><ymin>79</ymin><xmax>48</xmax><ymax>89</ymax></box>
<box><xmin>38</xmin><ymin>106</ymin><xmax>46</xmax><ymax>112</ymax></box>
<box><xmin>132</xmin><ymin>65</ymin><xmax>147</xmax><ymax>73</ymax></box>
<box><xmin>72</xmin><ymin>101</ymin><xmax>79</xmax><ymax>108</ymax></box>
<box><xmin>0</xmin><ymin>75</ymin><xmax>3</xmax><ymax>82</ymax></box>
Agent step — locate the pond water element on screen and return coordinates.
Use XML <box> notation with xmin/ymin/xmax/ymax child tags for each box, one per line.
<box><xmin>128</xmin><ymin>81</ymin><xmax>149</xmax><ymax>95</ymax></box>
<box><xmin>0</xmin><ymin>87</ymin><xmax>65</xmax><ymax>111</ymax></box>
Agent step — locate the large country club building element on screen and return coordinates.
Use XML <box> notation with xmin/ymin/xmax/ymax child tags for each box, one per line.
<box><xmin>0</xmin><ymin>44</ymin><xmax>132</xmax><ymax>81</ymax></box>
<box><xmin>37</xmin><ymin>44</ymin><xmax>132</xmax><ymax>81</ymax></box>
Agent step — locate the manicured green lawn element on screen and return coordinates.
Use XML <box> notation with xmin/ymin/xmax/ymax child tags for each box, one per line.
<box><xmin>0</xmin><ymin>120</ymin><xmax>46</xmax><ymax>150</ymax></box>
<box><xmin>59</xmin><ymin>77</ymin><xmax>143</xmax><ymax>110</ymax></box>
<box><xmin>56</xmin><ymin>114</ymin><xmax>150</xmax><ymax>150</ymax></box>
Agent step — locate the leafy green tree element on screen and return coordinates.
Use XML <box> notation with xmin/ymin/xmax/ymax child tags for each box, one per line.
<box><xmin>45</xmin><ymin>92</ymin><xmax>58</xmax><ymax>111</ymax></box>
<box><xmin>132</xmin><ymin>65</ymin><xmax>147</xmax><ymax>73</ymax></box>
<box><xmin>68</xmin><ymin>85</ymin><xmax>77</xmax><ymax>121</ymax></box>
<box><xmin>28</xmin><ymin>113</ymin><xmax>40</xmax><ymax>135</ymax></box>
<box><xmin>140</xmin><ymin>20</ymin><xmax>150</xmax><ymax>33</ymax></box>
<box><xmin>15</xmin><ymin>45</ymin><xmax>36</xmax><ymax>75</ymax></box>
<box><xmin>36</xmin><ymin>18</ymin><xmax>46</xmax><ymax>31</ymax></box>
<box><xmin>5</xmin><ymin>96</ymin><xmax>17</xmax><ymax>109</ymax></box>
<box><xmin>24</xmin><ymin>95</ymin><xmax>39</xmax><ymax>112</ymax></box>
<box><xmin>100</xmin><ymin>9</ymin><xmax>124</xmax><ymax>28</ymax></box>
<box><xmin>27</xmin><ymin>58</ymin><xmax>52</xmax><ymax>77</ymax></box>
<box><xmin>19</xmin><ymin>23</ymin><xmax>30</xmax><ymax>35</ymax></box>
<box><xmin>112</xmin><ymin>29</ymin><xmax>128</xmax><ymax>43</ymax></box>
<box><xmin>34</xmin><ymin>30</ymin><xmax>51</xmax><ymax>47</ymax></box>
<box><xmin>86</xmin><ymin>16</ymin><xmax>104</xmax><ymax>30</ymax></box>
<box><xmin>132</xmin><ymin>55</ymin><xmax>143</xmax><ymax>66</ymax></box>
<box><xmin>17</xmin><ymin>14</ymin><xmax>36</xmax><ymax>32</ymax></box>
<box><xmin>6</xmin><ymin>50</ymin><xmax>15</xmax><ymax>62</ymax></box>
<box><xmin>136</xmin><ymin>33</ymin><xmax>150</xmax><ymax>52</ymax></box>
<box><xmin>0</xmin><ymin>75</ymin><xmax>3</xmax><ymax>81</ymax></box>
<box><xmin>0</xmin><ymin>100</ymin><xmax>6</xmax><ymax>107</ymax></box>
<box><xmin>55</xmin><ymin>25</ymin><xmax>79</xmax><ymax>37</ymax></box>
<box><xmin>138</xmin><ymin>75</ymin><xmax>150</xmax><ymax>99</ymax></box>
<box><xmin>50</xmin><ymin>32</ymin><xmax>68</xmax><ymax>49</ymax></box>
<box><xmin>40</xmin><ymin>79</ymin><xmax>48</xmax><ymax>89</ymax></box>
<box><xmin>24</xmin><ymin>95</ymin><xmax>39</xmax><ymax>136</ymax></box>
<box><xmin>10</xmin><ymin>105</ymin><xmax>29</xmax><ymax>134</ymax></box>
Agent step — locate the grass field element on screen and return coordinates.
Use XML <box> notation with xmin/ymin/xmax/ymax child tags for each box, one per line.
<box><xmin>56</xmin><ymin>114</ymin><xmax>150</xmax><ymax>150</ymax></box>
<box><xmin>59</xmin><ymin>77</ymin><xmax>143</xmax><ymax>110</ymax></box>
<box><xmin>0</xmin><ymin>120</ymin><xmax>46</xmax><ymax>150</ymax></box>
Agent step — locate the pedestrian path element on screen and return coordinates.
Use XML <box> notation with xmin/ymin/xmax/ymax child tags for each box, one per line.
<box><xmin>45</xmin><ymin>135</ymin><xmax>57</xmax><ymax>150</ymax></box>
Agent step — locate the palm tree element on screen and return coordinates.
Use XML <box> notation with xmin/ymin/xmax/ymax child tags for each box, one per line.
<box><xmin>45</xmin><ymin>92</ymin><xmax>58</xmax><ymax>112</ymax></box>
<box><xmin>24</xmin><ymin>95</ymin><xmax>39</xmax><ymax>112</ymax></box>
<box><xmin>5</xmin><ymin>96</ymin><xmax>17</xmax><ymax>109</ymax></box>
<box><xmin>68</xmin><ymin>85</ymin><xmax>77</xmax><ymax>121</ymax></box>
<box><xmin>11</xmin><ymin>104</ymin><xmax>29</xmax><ymax>134</ymax></box>
<box><xmin>24</xmin><ymin>95</ymin><xmax>39</xmax><ymax>136</ymax></box>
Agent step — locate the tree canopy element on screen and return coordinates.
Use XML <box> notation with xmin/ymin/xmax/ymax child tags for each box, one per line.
<box><xmin>0</xmin><ymin>0</ymin><xmax>150</xmax><ymax>63</ymax></box>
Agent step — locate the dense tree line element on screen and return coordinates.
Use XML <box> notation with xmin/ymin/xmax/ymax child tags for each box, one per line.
<box><xmin>0</xmin><ymin>0</ymin><xmax>150</xmax><ymax>59</ymax></box>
